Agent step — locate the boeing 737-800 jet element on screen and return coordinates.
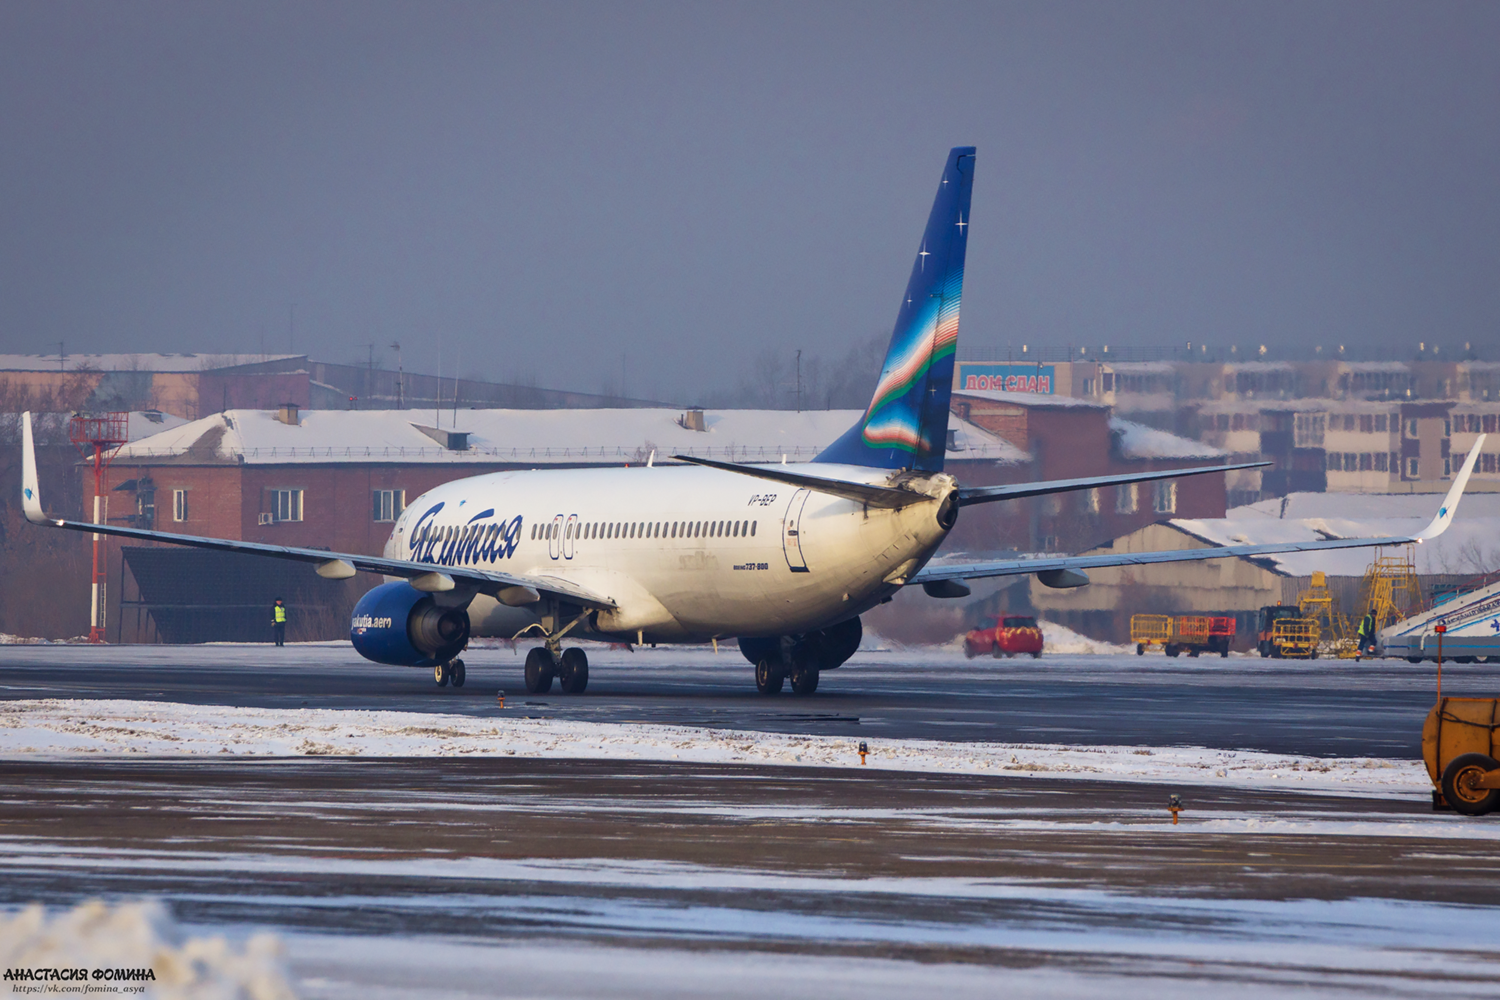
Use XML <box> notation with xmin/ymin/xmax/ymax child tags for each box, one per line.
<box><xmin>21</xmin><ymin>147</ymin><xmax>1486</xmax><ymax>695</ymax></box>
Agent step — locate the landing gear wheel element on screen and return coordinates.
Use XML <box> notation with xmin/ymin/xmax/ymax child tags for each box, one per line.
<box><xmin>754</xmin><ymin>657</ymin><xmax>784</xmax><ymax>695</ymax></box>
<box><xmin>559</xmin><ymin>648</ymin><xmax>589</xmax><ymax>694</ymax></box>
<box><xmin>524</xmin><ymin>647</ymin><xmax>554</xmax><ymax>694</ymax></box>
<box><xmin>450</xmin><ymin>658</ymin><xmax>466</xmax><ymax>687</ymax></box>
<box><xmin>789</xmin><ymin>664</ymin><xmax>819</xmax><ymax>695</ymax></box>
<box><xmin>434</xmin><ymin>662</ymin><xmax>449</xmax><ymax>687</ymax></box>
<box><xmin>1441</xmin><ymin>753</ymin><xmax>1500</xmax><ymax>816</ymax></box>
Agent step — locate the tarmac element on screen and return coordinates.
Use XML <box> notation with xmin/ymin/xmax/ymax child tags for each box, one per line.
<box><xmin>2</xmin><ymin>642</ymin><xmax>1498</xmax><ymax>997</ymax></box>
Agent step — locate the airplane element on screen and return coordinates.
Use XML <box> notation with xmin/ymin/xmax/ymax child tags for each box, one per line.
<box><xmin>21</xmin><ymin>147</ymin><xmax>1488</xmax><ymax>696</ymax></box>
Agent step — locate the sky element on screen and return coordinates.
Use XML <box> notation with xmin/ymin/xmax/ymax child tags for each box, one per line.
<box><xmin>1</xmin><ymin>1</ymin><xmax>1496</xmax><ymax>402</ymax></box>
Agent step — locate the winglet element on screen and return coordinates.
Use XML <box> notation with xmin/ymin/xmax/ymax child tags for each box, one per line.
<box><xmin>1414</xmin><ymin>434</ymin><xmax>1485</xmax><ymax>541</ymax></box>
<box><xmin>20</xmin><ymin>412</ymin><xmax>55</xmax><ymax>525</ymax></box>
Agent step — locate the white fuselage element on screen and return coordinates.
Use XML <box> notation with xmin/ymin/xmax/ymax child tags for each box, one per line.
<box><xmin>381</xmin><ymin>463</ymin><xmax>953</xmax><ymax>642</ymax></box>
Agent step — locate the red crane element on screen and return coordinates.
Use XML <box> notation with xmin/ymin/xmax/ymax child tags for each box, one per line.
<box><xmin>68</xmin><ymin>412</ymin><xmax>128</xmax><ymax>643</ymax></box>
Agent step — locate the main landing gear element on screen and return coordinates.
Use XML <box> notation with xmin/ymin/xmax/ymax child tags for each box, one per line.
<box><xmin>524</xmin><ymin>646</ymin><xmax>589</xmax><ymax>695</ymax></box>
<box><xmin>754</xmin><ymin>656</ymin><xmax>821</xmax><ymax>696</ymax></box>
<box><xmin>433</xmin><ymin>658</ymin><xmax>466</xmax><ymax>688</ymax></box>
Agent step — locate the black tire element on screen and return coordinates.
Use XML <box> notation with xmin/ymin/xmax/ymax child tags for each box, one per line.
<box><xmin>559</xmin><ymin>648</ymin><xmax>589</xmax><ymax>694</ymax></box>
<box><xmin>789</xmin><ymin>664</ymin><xmax>819</xmax><ymax>695</ymax></box>
<box><xmin>754</xmin><ymin>657</ymin><xmax>784</xmax><ymax>695</ymax></box>
<box><xmin>1407</xmin><ymin>656</ymin><xmax>1423</xmax><ymax>664</ymax></box>
<box><xmin>1030</xmin><ymin>651</ymin><xmax>1041</xmax><ymax>659</ymax></box>
<box><xmin>1220</xmin><ymin>648</ymin><xmax>1229</xmax><ymax>658</ymax></box>
<box><xmin>1441</xmin><ymin>753</ymin><xmax>1500</xmax><ymax>817</ymax></box>
<box><xmin>1188</xmin><ymin>648</ymin><xmax>1200</xmax><ymax>658</ymax></box>
<box><xmin>524</xmin><ymin>647</ymin><xmax>554</xmax><ymax>694</ymax></box>
<box><xmin>451</xmin><ymin>659</ymin><xmax>466</xmax><ymax>687</ymax></box>
<box><xmin>1136</xmin><ymin>643</ymin><xmax>1145</xmax><ymax>656</ymax></box>
<box><xmin>434</xmin><ymin>662</ymin><xmax>449</xmax><ymax>687</ymax></box>
<box><xmin>1165</xmin><ymin>644</ymin><xmax>1180</xmax><ymax>658</ymax></box>
<box><xmin>1456</xmin><ymin>656</ymin><xmax>1477</xmax><ymax>664</ymax></box>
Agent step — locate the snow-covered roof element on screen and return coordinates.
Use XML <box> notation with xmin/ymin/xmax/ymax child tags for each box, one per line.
<box><xmin>1230</xmin><ymin>492</ymin><xmax>1500</xmax><ymax>521</ymax></box>
<box><xmin>1168</xmin><ymin>515</ymin><xmax>1500</xmax><ymax>577</ymax></box>
<box><xmin>1109</xmin><ymin>417</ymin><xmax>1226</xmax><ymax>460</ymax></box>
<box><xmin>111</xmin><ymin>407</ymin><xmax>1029</xmax><ymax>466</ymax></box>
<box><xmin>952</xmin><ymin>389</ymin><xmax>1104</xmax><ymax>409</ymax></box>
<box><xmin>0</xmin><ymin>353</ymin><xmax>302</xmax><ymax>373</ymax></box>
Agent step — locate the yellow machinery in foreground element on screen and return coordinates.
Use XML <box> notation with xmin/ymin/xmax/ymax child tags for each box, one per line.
<box><xmin>1425</xmin><ymin>698</ymin><xmax>1500</xmax><ymax>815</ymax></box>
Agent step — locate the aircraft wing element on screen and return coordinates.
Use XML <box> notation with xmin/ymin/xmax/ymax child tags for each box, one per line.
<box><xmin>913</xmin><ymin>435</ymin><xmax>1486</xmax><ymax>587</ymax></box>
<box><xmin>19</xmin><ymin>413</ymin><xmax>615</xmax><ymax>610</ymax></box>
<box><xmin>955</xmin><ymin>461</ymin><xmax>1269</xmax><ymax>507</ymax></box>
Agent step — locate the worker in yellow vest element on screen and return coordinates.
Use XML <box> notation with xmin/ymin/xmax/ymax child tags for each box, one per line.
<box><xmin>272</xmin><ymin>597</ymin><xmax>287</xmax><ymax>647</ymax></box>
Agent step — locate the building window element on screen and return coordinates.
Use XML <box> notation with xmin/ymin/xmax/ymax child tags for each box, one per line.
<box><xmin>1152</xmin><ymin>481</ymin><xmax>1176</xmax><ymax>514</ymax></box>
<box><xmin>372</xmin><ymin>489</ymin><xmax>405</xmax><ymax>522</ymax></box>
<box><xmin>1082</xmin><ymin>488</ymin><xmax>1100</xmax><ymax>514</ymax></box>
<box><xmin>1406</xmin><ymin>419</ymin><xmax>1418</xmax><ymax>439</ymax></box>
<box><xmin>1326</xmin><ymin>452</ymin><xmax>1340</xmax><ymax>471</ymax></box>
<box><xmin>1295</xmin><ymin>413</ymin><xmax>1325</xmax><ymax>447</ymax></box>
<box><xmin>1375</xmin><ymin>414</ymin><xmax>1388</xmax><ymax>433</ymax></box>
<box><xmin>1443</xmin><ymin>417</ymin><xmax>1452</xmax><ymax>436</ymax></box>
<box><xmin>1407</xmin><ymin>457</ymin><xmax>1419</xmax><ymax>478</ymax></box>
<box><xmin>1345</xmin><ymin>453</ymin><xmax>1358</xmax><ymax>471</ymax></box>
<box><xmin>1342</xmin><ymin>414</ymin><xmax>1355</xmax><ymax>431</ymax></box>
<box><xmin>1482</xmin><ymin>454</ymin><xmax>1497</xmax><ymax>474</ymax></box>
<box><xmin>1374</xmin><ymin>452</ymin><xmax>1388</xmax><ymax>472</ymax></box>
<box><xmin>1115</xmin><ymin>482</ymin><xmax>1138</xmax><ymax>514</ymax></box>
<box><xmin>170</xmin><ymin>489</ymin><xmax>188</xmax><ymax>522</ymax></box>
<box><xmin>1390</xmin><ymin>451</ymin><xmax>1399</xmax><ymax>473</ymax></box>
<box><xmin>1359</xmin><ymin>453</ymin><xmax>1373</xmax><ymax>471</ymax></box>
<box><xmin>1443</xmin><ymin>456</ymin><xmax>1451</xmax><ymax>478</ymax></box>
<box><xmin>272</xmin><ymin>488</ymin><xmax>303</xmax><ymax>522</ymax></box>
<box><xmin>1485</xmin><ymin>414</ymin><xmax>1498</xmax><ymax>433</ymax></box>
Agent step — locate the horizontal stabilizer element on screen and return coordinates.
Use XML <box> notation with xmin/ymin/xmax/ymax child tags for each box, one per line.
<box><xmin>956</xmin><ymin>461</ymin><xmax>1268</xmax><ymax>507</ymax></box>
<box><xmin>671</xmin><ymin>455</ymin><xmax>935</xmax><ymax>508</ymax></box>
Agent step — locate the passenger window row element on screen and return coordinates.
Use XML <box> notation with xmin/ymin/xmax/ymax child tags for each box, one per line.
<box><xmin>529</xmin><ymin>519</ymin><xmax>758</xmax><ymax>541</ymax></box>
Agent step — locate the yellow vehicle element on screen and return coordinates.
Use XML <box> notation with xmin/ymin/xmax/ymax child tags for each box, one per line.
<box><xmin>1130</xmin><ymin>614</ymin><xmax>1172</xmax><ymax>656</ymax></box>
<box><xmin>1270</xmin><ymin>616</ymin><xmax>1320</xmax><ymax>659</ymax></box>
<box><xmin>1423</xmin><ymin>698</ymin><xmax>1500</xmax><ymax>816</ymax></box>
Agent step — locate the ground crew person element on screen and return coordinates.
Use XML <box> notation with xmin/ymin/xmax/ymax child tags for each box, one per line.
<box><xmin>1356</xmin><ymin>606</ymin><xmax>1377</xmax><ymax>660</ymax></box>
<box><xmin>272</xmin><ymin>598</ymin><xmax>287</xmax><ymax>647</ymax></box>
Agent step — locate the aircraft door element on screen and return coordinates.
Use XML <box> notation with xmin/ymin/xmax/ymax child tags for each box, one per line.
<box><xmin>782</xmin><ymin>489</ymin><xmax>811</xmax><ymax>573</ymax></box>
<box><xmin>563</xmin><ymin>514</ymin><xmax>578</xmax><ymax>560</ymax></box>
<box><xmin>548</xmin><ymin>514</ymin><xmax>563</xmax><ymax>560</ymax></box>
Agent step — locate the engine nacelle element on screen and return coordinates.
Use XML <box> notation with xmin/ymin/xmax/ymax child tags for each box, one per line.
<box><xmin>738</xmin><ymin>616</ymin><xmax>862</xmax><ymax>671</ymax></box>
<box><xmin>350</xmin><ymin>581</ymin><xmax>471</xmax><ymax>666</ymax></box>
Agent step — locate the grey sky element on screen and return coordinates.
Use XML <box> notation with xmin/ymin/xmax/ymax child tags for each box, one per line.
<box><xmin>2</xmin><ymin>1</ymin><xmax>1496</xmax><ymax>401</ymax></box>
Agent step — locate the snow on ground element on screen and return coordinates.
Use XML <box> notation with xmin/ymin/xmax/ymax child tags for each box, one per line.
<box><xmin>0</xmin><ymin>698</ymin><xmax>1436</xmax><ymax>800</ymax></box>
<box><xmin>0</xmin><ymin>633</ymin><xmax>90</xmax><ymax>645</ymax></box>
<box><xmin>0</xmin><ymin>898</ymin><xmax>295</xmax><ymax>999</ymax></box>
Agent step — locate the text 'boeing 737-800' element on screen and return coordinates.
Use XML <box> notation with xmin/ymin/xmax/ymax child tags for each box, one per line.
<box><xmin>21</xmin><ymin>147</ymin><xmax>1487</xmax><ymax>694</ymax></box>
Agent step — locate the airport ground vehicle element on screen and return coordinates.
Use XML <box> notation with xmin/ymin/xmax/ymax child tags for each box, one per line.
<box><xmin>1424</xmin><ymin>690</ymin><xmax>1500</xmax><ymax>816</ymax></box>
<box><xmin>1256</xmin><ymin>605</ymin><xmax>1320</xmax><ymax>658</ymax></box>
<box><xmin>1131</xmin><ymin>614</ymin><xmax>1234</xmax><ymax>657</ymax></box>
<box><xmin>963</xmin><ymin>616</ymin><xmax>1043</xmax><ymax>658</ymax></box>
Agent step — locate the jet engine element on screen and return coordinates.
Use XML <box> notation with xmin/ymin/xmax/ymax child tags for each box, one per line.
<box><xmin>738</xmin><ymin>616</ymin><xmax>862</xmax><ymax>672</ymax></box>
<box><xmin>350</xmin><ymin>581</ymin><xmax>471</xmax><ymax>666</ymax></box>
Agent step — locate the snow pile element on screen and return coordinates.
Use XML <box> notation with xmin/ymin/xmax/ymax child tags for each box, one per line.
<box><xmin>1037</xmin><ymin>620</ymin><xmax>1134</xmax><ymax>655</ymax></box>
<box><xmin>0</xmin><ymin>699</ymin><xmax>1432</xmax><ymax>797</ymax></box>
<box><xmin>0</xmin><ymin>634</ymin><xmax>90</xmax><ymax>645</ymax></box>
<box><xmin>0</xmin><ymin>898</ymin><xmax>296</xmax><ymax>999</ymax></box>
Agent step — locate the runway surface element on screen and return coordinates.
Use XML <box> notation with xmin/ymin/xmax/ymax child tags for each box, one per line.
<box><xmin>3</xmin><ymin>757</ymin><xmax>1499</xmax><ymax>998</ymax></box>
<box><xmin>4</xmin><ymin>642</ymin><xmax>1499</xmax><ymax>997</ymax></box>
<box><xmin>0</xmin><ymin>641</ymin><xmax>1490</xmax><ymax>756</ymax></box>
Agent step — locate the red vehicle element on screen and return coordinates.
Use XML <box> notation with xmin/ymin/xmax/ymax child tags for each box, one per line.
<box><xmin>963</xmin><ymin>616</ymin><xmax>1044</xmax><ymax>659</ymax></box>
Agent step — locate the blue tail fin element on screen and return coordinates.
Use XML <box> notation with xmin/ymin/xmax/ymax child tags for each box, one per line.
<box><xmin>815</xmin><ymin>146</ymin><xmax>974</xmax><ymax>472</ymax></box>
